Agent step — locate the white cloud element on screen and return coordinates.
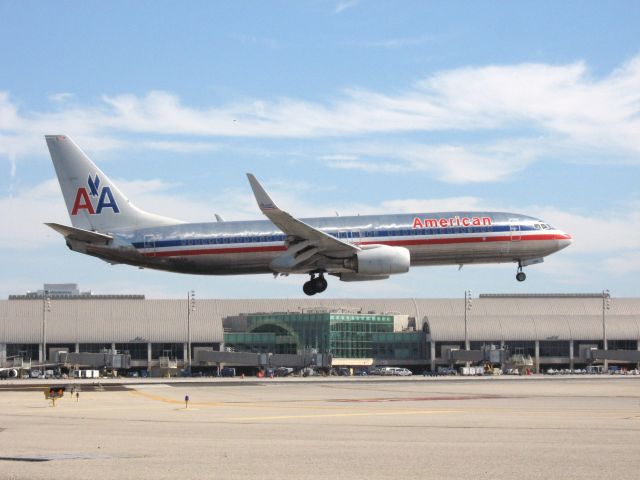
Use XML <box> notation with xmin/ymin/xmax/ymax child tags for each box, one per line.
<box><xmin>379</xmin><ymin>197</ymin><xmax>485</xmax><ymax>213</ymax></box>
<box><xmin>0</xmin><ymin>92</ymin><xmax>21</xmax><ymax>130</ymax></box>
<box><xmin>0</xmin><ymin>55</ymin><xmax>639</xmax><ymax>251</ymax></box>
<box><xmin>229</xmin><ymin>34</ymin><xmax>279</xmax><ymax>49</ymax></box>
<box><xmin>138</xmin><ymin>140</ymin><xmax>220</xmax><ymax>153</ymax></box>
<box><xmin>334</xmin><ymin>0</ymin><xmax>359</xmax><ymax>14</ymax></box>
<box><xmin>323</xmin><ymin>139</ymin><xmax>541</xmax><ymax>183</ymax></box>
<box><xmin>537</xmin><ymin>205</ymin><xmax>640</xmax><ymax>254</ymax></box>
<box><xmin>416</xmin><ymin>59</ymin><xmax>640</xmax><ymax>155</ymax></box>
<box><xmin>1</xmin><ymin>55</ymin><xmax>639</xmax><ymax>174</ymax></box>
<box><xmin>603</xmin><ymin>252</ymin><xmax>640</xmax><ymax>275</ymax></box>
<box><xmin>345</xmin><ymin>35</ymin><xmax>439</xmax><ymax>48</ymax></box>
<box><xmin>0</xmin><ymin>178</ymin><xmax>67</xmax><ymax>249</ymax></box>
<box><xmin>116</xmin><ymin>178</ymin><xmax>180</xmax><ymax>195</ymax></box>
<box><xmin>48</xmin><ymin>92</ymin><xmax>74</xmax><ymax>103</ymax></box>
<box><xmin>527</xmin><ymin>203</ymin><xmax>640</xmax><ymax>282</ymax></box>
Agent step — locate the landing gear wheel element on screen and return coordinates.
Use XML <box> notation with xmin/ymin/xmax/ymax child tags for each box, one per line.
<box><xmin>311</xmin><ymin>275</ymin><xmax>328</xmax><ymax>293</ymax></box>
<box><xmin>516</xmin><ymin>271</ymin><xmax>526</xmax><ymax>282</ymax></box>
<box><xmin>302</xmin><ymin>274</ymin><xmax>328</xmax><ymax>295</ymax></box>
<box><xmin>303</xmin><ymin>281</ymin><xmax>316</xmax><ymax>296</ymax></box>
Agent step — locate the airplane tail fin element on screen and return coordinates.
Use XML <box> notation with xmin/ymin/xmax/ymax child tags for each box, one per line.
<box><xmin>45</xmin><ymin>135</ymin><xmax>181</xmax><ymax>232</ymax></box>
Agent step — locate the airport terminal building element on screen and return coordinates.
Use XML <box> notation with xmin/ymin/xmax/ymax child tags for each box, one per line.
<box><xmin>1</xmin><ymin>285</ymin><xmax>639</xmax><ymax>374</ymax></box>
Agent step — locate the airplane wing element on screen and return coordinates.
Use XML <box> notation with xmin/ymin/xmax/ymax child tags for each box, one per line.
<box><xmin>246</xmin><ymin>174</ymin><xmax>359</xmax><ymax>257</ymax></box>
<box><xmin>45</xmin><ymin>223</ymin><xmax>113</xmax><ymax>244</ymax></box>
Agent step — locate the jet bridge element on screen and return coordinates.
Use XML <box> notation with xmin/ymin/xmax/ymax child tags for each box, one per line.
<box><xmin>59</xmin><ymin>352</ymin><xmax>130</xmax><ymax>369</ymax></box>
<box><xmin>446</xmin><ymin>345</ymin><xmax>507</xmax><ymax>364</ymax></box>
<box><xmin>194</xmin><ymin>350</ymin><xmax>326</xmax><ymax>368</ymax></box>
<box><xmin>585</xmin><ymin>349</ymin><xmax>640</xmax><ymax>363</ymax></box>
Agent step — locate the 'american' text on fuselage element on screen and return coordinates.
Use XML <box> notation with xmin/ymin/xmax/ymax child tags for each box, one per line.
<box><xmin>412</xmin><ymin>216</ymin><xmax>492</xmax><ymax>229</ymax></box>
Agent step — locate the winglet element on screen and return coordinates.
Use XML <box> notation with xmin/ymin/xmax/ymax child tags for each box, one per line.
<box><xmin>244</xmin><ymin>173</ymin><xmax>359</xmax><ymax>255</ymax></box>
<box><xmin>246</xmin><ymin>174</ymin><xmax>279</xmax><ymax>212</ymax></box>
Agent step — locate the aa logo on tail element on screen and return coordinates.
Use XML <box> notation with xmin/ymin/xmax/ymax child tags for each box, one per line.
<box><xmin>71</xmin><ymin>174</ymin><xmax>120</xmax><ymax>215</ymax></box>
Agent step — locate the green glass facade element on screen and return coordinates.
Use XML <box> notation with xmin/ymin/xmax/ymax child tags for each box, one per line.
<box><xmin>329</xmin><ymin>314</ymin><xmax>394</xmax><ymax>358</ymax></box>
<box><xmin>248</xmin><ymin>313</ymin><xmax>331</xmax><ymax>354</ymax></box>
<box><xmin>224</xmin><ymin>332</ymin><xmax>278</xmax><ymax>353</ymax></box>
<box><xmin>224</xmin><ymin>312</ymin><xmax>403</xmax><ymax>359</ymax></box>
<box><xmin>371</xmin><ymin>332</ymin><xmax>426</xmax><ymax>360</ymax></box>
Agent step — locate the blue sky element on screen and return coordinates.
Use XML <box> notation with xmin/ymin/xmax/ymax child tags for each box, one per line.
<box><xmin>1</xmin><ymin>1</ymin><xmax>639</xmax><ymax>299</ymax></box>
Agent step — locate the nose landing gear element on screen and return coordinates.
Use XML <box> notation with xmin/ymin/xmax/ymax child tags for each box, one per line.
<box><xmin>516</xmin><ymin>263</ymin><xmax>526</xmax><ymax>282</ymax></box>
<box><xmin>303</xmin><ymin>274</ymin><xmax>328</xmax><ymax>296</ymax></box>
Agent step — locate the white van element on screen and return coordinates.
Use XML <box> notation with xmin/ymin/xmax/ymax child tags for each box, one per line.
<box><xmin>380</xmin><ymin>367</ymin><xmax>398</xmax><ymax>376</ymax></box>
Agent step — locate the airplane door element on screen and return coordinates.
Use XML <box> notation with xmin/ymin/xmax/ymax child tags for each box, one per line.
<box><xmin>143</xmin><ymin>234</ymin><xmax>156</xmax><ymax>257</ymax></box>
<box><xmin>509</xmin><ymin>219</ymin><xmax>521</xmax><ymax>242</ymax></box>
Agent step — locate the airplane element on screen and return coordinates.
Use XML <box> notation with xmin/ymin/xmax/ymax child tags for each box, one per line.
<box><xmin>0</xmin><ymin>361</ymin><xmax>60</xmax><ymax>379</ymax></box>
<box><xmin>45</xmin><ymin>135</ymin><xmax>572</xmax><ymax>296</ymax></box>
<box><xmin>0</xmin><ymin>367</ymin><xmax>19</xmax><ymax>379</ymax></box>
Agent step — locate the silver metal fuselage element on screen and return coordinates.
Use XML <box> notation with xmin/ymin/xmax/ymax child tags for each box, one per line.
<box><xmin>77</xmin><ymin>211</ymin><xmax>572</xmax><ymax>276</ymax></box>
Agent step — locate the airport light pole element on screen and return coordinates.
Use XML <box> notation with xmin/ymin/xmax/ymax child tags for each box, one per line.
<box><xmin>187</xmin><ymin>290</ymin><xmax>196</xmax><ymax>373</ymax></box>
<box><xmin>464</xmin><ymin>290</ymin><xmax>472</xmax><ymax>351</ymax></box>
<box><xmin>602</xmin><ymin>289</ymin><xmax>611</xmax><ymax>371</ymax></box>
<box><xmin>42</xmin><ymin>292</ymin><xmax>51</xmax><ymax>363</ymax></box>
<box><xmin>464</xmin><ymin>290</ymin><xmax>473</xmax><ymax>371</ymax></box>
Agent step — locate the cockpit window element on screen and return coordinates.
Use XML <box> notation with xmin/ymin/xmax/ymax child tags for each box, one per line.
<box><xmin>542</xmin><ymin>224</ymin><xmax>551</xmax><ymax>230</ymax></box>
<box><xmin>534</xmin><ymin>224</ymin><xmax>542</xmax><ymax>230</ymax></box>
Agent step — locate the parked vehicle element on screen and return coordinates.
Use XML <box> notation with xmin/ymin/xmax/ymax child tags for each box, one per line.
<box><xmin>274</xmin><ymin>367</ymin><xmax>294</xmax><ymax>377</ymax></box>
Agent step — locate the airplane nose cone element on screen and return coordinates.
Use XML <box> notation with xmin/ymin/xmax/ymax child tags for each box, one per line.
<box><xmin>557</xmin><ymin>232</ymin><xmax>572</xmax><ymax>250</ymax></box>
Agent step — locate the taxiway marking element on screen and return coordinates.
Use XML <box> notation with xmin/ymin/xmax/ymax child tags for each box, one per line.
<box><xmin>229</xmin><ymin>409</ymin><xmax>461</xmax><ymax>422</ymax></box>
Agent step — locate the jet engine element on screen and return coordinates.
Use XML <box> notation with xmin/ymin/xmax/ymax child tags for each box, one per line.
<box><xmin>0</xmin><ymin>368</ymin><xmax>18</xmax><ymax>379</ymax></box>
<box><xmin>343</xmin><ymin>245</ymin><xmax>410</xmax><ymax>276</ymax></box>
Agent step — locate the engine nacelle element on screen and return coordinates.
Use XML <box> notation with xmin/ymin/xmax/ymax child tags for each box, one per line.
<box><xmin>344</xmin><ymin>245</ymin><xmax>410</xmax><ymax>276</ymax></box>
<box><xmin>340</xmin><ymin>273</ymin><xmax>390</xmax><ymax>282</ymax></box>
<box><xmin>0</xmin><ymin>368</ymin><xmax>18</xmax><ymax>379</ymax></box>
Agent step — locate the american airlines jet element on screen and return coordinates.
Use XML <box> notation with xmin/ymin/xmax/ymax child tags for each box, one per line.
<box><xmin>45</xmin><ymin>135</ymin><xmax>572</xmax><ymax>295</ymax></box>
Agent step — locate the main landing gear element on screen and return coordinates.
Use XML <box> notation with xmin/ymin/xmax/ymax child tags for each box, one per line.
<box><xmin>303</xmin><ymin>274</ymin><xmax>328</xmax><ymax>296</ymax></box>
<box><xmin>516</xmin><ymin>262</ymin><xmax>526</xmax><ymax>282</ymax></box>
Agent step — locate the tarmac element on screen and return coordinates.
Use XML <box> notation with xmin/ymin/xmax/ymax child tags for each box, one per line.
<box><xmin>0</xmin><ymin>376</ymin><xmax>639</xmax><ymax>480</ymax></box>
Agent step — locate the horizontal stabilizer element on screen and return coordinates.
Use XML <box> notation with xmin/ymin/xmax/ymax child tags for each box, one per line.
<box><xmin>45</xmin><ymin>223</ymin><xmax>112</xmax><ymax>244</ymax></box>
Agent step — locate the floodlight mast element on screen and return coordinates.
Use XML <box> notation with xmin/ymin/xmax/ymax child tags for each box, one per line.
<box><xmin>464</xmin><ymin>290</ymin><xmax>472</xmax><ymax>370</ymax></box>
<box><xmin>187</xmin><ymin>290</ymin><xmax>196</xmax><ymax>373</ymax></box>
<box><xmin>42</xmin><ymin>292</ymin><xmax>51</xmax><ymax>363</ymax></box>
<box><xmin>602</xmin><ymin>289</ymin><xmax>611</xmax><ymax>371</ymax></box>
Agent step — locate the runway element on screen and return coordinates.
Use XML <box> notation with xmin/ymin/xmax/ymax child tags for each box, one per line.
<box><xmin>0</xmin><ymin>376</ymin><xmax>638</xmax><ymax>479</ymax></box>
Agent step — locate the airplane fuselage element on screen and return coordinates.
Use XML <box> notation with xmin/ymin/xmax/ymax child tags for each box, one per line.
<box><xmin>77</xmin><ymin>211</ymin><xmax>571</xmax><ymax>275</ymax></box>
